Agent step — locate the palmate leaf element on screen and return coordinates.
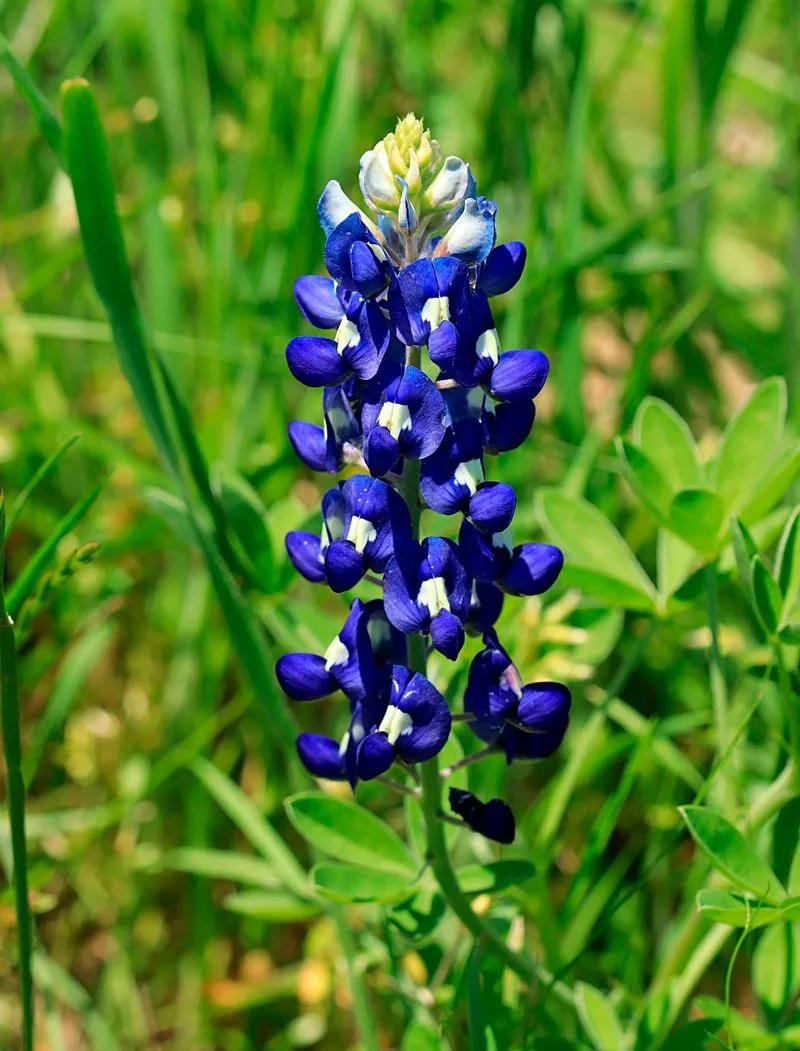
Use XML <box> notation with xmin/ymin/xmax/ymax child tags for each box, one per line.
<box><xmin>695</xmin><ymin>889</ymin><xmax>800</xmax><ymax>929</ymax></box>
<box><xmin>574</xmin><ymin>982</ymin><xmax>626</xmax><ymax>1051</ymax></box>
<box><xmin>776</xmin><ymin>506</ymin><xmax>800</xmax><ymax>625</ymax></box>
<box><xmin>750</xmin><ymin>555</ymin><xmax>782</xmax><ymax>637</ymax></box>
<box><xmin>536</xmin><ymin>488</ymin><xmax>656</xmax><ymax>612</ymax></box>
<box><xmin>666</xmin><ymin>488</ymin><xmax>725</xmax><ymax>557</ymax></box>
<box><xmin>752</xmin><ymin>922</ymin><xmax>800</xmax><ymax>1018</ymax></box>
<box><xmin>714</xmin><ymin>377</ymin><xmax>787</xmax><ymax>514</ymax></box>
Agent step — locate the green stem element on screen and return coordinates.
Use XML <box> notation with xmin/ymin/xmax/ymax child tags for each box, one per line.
<box><xmin>0</xmin><ymin>504</ymin><xmax>35</xmax><ymax>1051</ymax></box>
<box><xmin>705</xmin><ymin>562</ymin><xmax>735</xmax><ymax>815</ymax></box>
<box><xmin>332</xmin><ymin>908</ymin><xmax>381</xmax><ymax>1051</ymax></box>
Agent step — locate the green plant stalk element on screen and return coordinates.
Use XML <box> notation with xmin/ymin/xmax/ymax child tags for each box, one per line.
<box><xmin>0</xmin><ymin>511</ymin><xmax>35</xmax><ymax>1051</ymax></box>
<box><xmin>775</xmin><ymin>643</ymin><xmax>800</xmax><ymax>761</ymax></box>
<box><xmin>332</xmin><ymin>908</ymin><xmax>381</xmax><ymax>1051</ymax></box>
<box><xmin>704</xmin><ymin>562</ymin><xmax>736</xmax><ymax>815</ymax></box>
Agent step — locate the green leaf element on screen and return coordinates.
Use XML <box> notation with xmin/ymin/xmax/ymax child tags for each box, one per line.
<box><xmin>750</xmin><ymin>555</ymin><xmax>782</xmax><ymax>636</ymax></box>
<box><xmin>192</xmin><ymin>759</ymin><xmax>308</xmax><ymax>898</ymax></box>
<box><xmin>776</xmin><ymin>506</ymin><xmax>800</xmax><ymax>624</ymax></box>
<box><xmin>536</xmin><ymin>489</ymin><xmax>656</xmax><ymax>611</ymax></box>
<box><xmin>657</xmin><ymin>529</ymin><xmax>697</xmax><ymax>603</ymax></box>
<box><xmin>310</xmin><ymin>863</ymin><xmax>414</xmax><ymax>904</ymax></box>
<box><xmin>223</xmin><ymin>890</ymin><xmax>320</xmax><ymax>922</ymax></box>
<box><xmin>667</xmin><ymin>489</ymin><xmax>725</xmax><ymax>556</ymax></box>
<box><xmin>741</xmin><ymin>445</ymin><xmax>800</xmax><ymax>526</ymax></box>
<box><xmin>659</xmin><ymin>1020</ymin><xmax>719</xmax><ymax>1051</ymax></box>
<box><xmin>753</xmin><ymin>923</ymin><xmax>800</xmax><ymax>1017</ymax></box>
<box><xmin>696</xmin><ymin>889</ymin><xmax>800</xmax><ymax>928</ymax></box>
<box><xmin>216</xmin><ymin>469</ymin><xmax>276</xmax><ymax>592</ymax></box>
<box><xmin>456</xmin><ymin>860</ymin><xmax>536</xmax><ymax>896</ymax></box>
<box><xmin>285</xmin><ymin>792</ymin><xmax>416</xmax><ymax>876</ymax></box>
<box><xmin>574</xmin><ymin>982</ymin><xmax>625</xmax><ymax>1051</ymax></box>
<box><xmin>680</xmin><ymin>806</ymin><xmax>786</xmax><ymax>902</ymax></box>
<box><xmin>401</xmin><ymin>1022</ymin><xmax>441</xmax><ymax>1051</ymax></box>
<box><xmin>616</xmin><ymin>439</ymin><xmax>673</xmax><ymax>518</ymax></box>
<box><xmin>633</xmin><ymin>397</ymin><xmax>702</xmax><ymax>490</ymax></box>
<box><xmin>730</xmin><ymin>517</ymin><xmax>758</xmax><ymax>601</ymax></box>
<box><xmin>389</xmin><ymin>887</ymin><xmax>446</xmax><ymax>941</ymax></box>
<box><xmin>778</xmin><ymin>623</ymin><xmax>800</xmax><ymax>644</ymax></box>
<box><xmin>715</xmin><ymin>377</ymin><xmax>787</xmax><ymax>513</ymax></box>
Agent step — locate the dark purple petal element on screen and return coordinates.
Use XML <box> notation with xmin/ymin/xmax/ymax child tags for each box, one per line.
<box><xmin>276</xmin><ymin>653</ymin><xmax>336</xmax><ymax>700</ymax></box>
<box><xmin>294</xmin><ymin>275</ymin><xmax>345</xmax><ymax>329</ymax></box>
<box><xmin>285</xmin><ymin>531</ymin><xmax>325</xmax><ymax>583</ymax></box>
<box><xmin>297</xmin><ymin>733</ymin><xmax>346</xmax><ymax>780</ymax></box>
<box><xmin>324</xmin><ymin>213</ymin><xmax>392</xmax><ymax>298</ymax></box>
<box><xmin>356</xmin><ymin>733</ymin><xmax>395</xmax><ymax>780</ymax></box>
<box><xmin>516</xmin><ymin>682</ymin><xmax>572</xmax><ymax>733</ymax></box>
<box><xmin>468</xmin><ymin>482</ymin><xmax>516</xmax><ymax>534</ymax></box>
<box><xmin>465</xmin><ymin>581</ymin><xmax>505</xmax><ymax>635</ymax></box>
<box><xmin>429</xmin><ymin>608</ymin><xmax>465</xmax><ymax>661</ymax></box>
<box><xmin>500</xmin><ymin>543</ymin><xmax>563</xmax><ymax>596</ymax></box>
<box><xmin>477</xmin><ymin>242</ymin><xmax>527</xmax><ymax>297</ymax></box>
<box><xmin>488</xmin><ymin>350</ymin><xmax>550</xmax><ymax>402</ymax></box>
<box><xmin>459</xmin><ymin>520</ymin><xmax>513</xmax><ymax>584</ymax></box>
<box><xmin>449</xmin><ymin>788</ymin><xmax>515</xmax><ymax>845</ymax></box>
<box><xmin>500</xmin><ymin>721</ymin><xmax>567</xmax><ymax>762</ymax></box>
<box><xmin>364</xmin><ymin>427</ymin><xmax>401</xmax><ymax>478</ymax></box>
<box><xmin>286</xmin><ymin>335</ymin><xmax>348</xmax><ymax>387</ymax></box>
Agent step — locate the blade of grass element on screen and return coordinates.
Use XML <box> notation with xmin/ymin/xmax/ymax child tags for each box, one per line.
<box><xmin>0</xmin><ymin>499</ymin><xmax>34</xmax><ymax>1051</ymax></box>
<box><xmin>0</xmin><ymin>33</ymin><xmax>61</xmax><ymax>154</ymax></box>
<box><xmin>5</xmin><ymin>479</ymin><xmax>106</xmax><ymax>619</ymax></box>
<box><xmin>4</xmin><ymin>434</ymin><xmax>82</xmax><ymax>537</ymax></box>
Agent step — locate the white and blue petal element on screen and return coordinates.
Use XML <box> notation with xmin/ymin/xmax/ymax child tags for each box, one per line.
<box><xmin>324</xmin><ymin>213</ymin><xmax>393</xmax><ymax>299</ymax></box>
<box><xmin>422</xmin><ymin>155</ymin><xmax>470</xmax><ymax>211</ymax></box>
<box><xmin>420</xmin><ymin>420</ymin><xmax>485</xmax><ymax>516</ymax></box>
<box><xmin>436</xmin><ymin>197</ymin><xmax>497</xmax><ymax>265</ymax></box>
<box><xmin>362</xmin><ymin>365</ymin><xmax>446</xmax><ymax>477</ymax></box>
<box><xmin>317</xmin><ymin>180</ymin><xmax>365</xmax><ymax>237</ymax></box>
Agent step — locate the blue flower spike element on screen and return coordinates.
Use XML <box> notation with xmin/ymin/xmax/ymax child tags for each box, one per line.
<box><xmin>279</xmin><ymin>113</ymin><xmax>572</xmax><ymax>862</ymax></box>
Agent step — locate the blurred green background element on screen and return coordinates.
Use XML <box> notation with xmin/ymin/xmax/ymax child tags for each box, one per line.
<box><xmin>1</xmin><ymin>0</ymin><xmax>799</xmax><ymax>1048</ymax></box>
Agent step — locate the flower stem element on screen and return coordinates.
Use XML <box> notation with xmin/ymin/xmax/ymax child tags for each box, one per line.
<box><xmin>0</xmin><ymin>503</ymin><xmax>34</xmax><ymax>1051</ymax></box>
<box><xmin>705</xmin><ymin>561</ymin><xmax>736</xmax><ymax>815</ymax></box>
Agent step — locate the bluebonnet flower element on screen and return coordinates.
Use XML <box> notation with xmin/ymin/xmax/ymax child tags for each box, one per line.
<box><xmin>279</xmin><ymin>114</ymin><xmax>572</xmax><ymax>844</ymax></box>
<box><xmin>449</xmin><ymin>788</ymin><xmax>515</xmax><ymax>844</ymax></box>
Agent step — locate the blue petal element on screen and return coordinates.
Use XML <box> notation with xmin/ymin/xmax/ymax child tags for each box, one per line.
<box><xmin>356</xmin><ymin>733</ymin><xmax>395</xmax><ymax>780</ymax></box>
<box><xmin>396</xmin><ymin>177</ymin><xmax>418</xmax><ymax>232</ymax></box>
<box><xmin>297</xmin><ymin>733</ymin><xmax>346</xmax><ymax>780</ymax></box>
<box><xmin>465</xmin><ymin>581</ymin><xmax>504</xmax><ymax>635</ymax></box>
<box><xmin>294</xmin><ymin>274</ymin><xmax>345</xmax><ymax>328</ymax></box>
<box><xmin>285</xmin><ymin>531</ymin><xmax>325</xmax><ymax>583</ymax></box>
<box><xmin>324</xmin><ymin>213</ymin><xmax>392</xmax><ymax>298</ymax></box>
<box><xmin>391</xmin><ymin>667</ymin><xmax>451</xmax><ymax>762</ymax></box>
<box><xmin>477</xmin><ymin>242</ymin><xmax>527</xmax><ymax>297</ymax></box>
<box><xmin>288</xmin><ymin>420</ymin><xmax>327</xmax><ymax>471</ymax></box>
<box><xmin>459</xmin><ymin>520</ymin><xmax>513</xmax><ymax>583</ymax></box>
<box><xmin>482</xmin><ymin>397</ymin><xmax>536</xmax><ymax>454</ymax></box>
<box><xmin>429</xmin><ymin>608</ymin><xmax>465</xmax><ymax>661</ymax></box>
<box><xmin>323</xmin><ymin>386</ymin><xmax>362</xmax><ymax>472</ymax></box>
<box><xmin>516</xmin><ymin>682</ymin><xmax>571</xmax><ymax>733</ymax></box>
<box><xmin>488</xmin><ymin>350</ymin><xmax>550</xmax><ymax>402</ymax></box>
<box><xmin>286</xmin><ymin>336</ymin><xmax>348</xmax><ymax>388</ymax></box>
<box><xmin>499</xmin><ymin>720</ymin><xmax>567</xmax><ymax>762</ymax></box>
<box><xmin>468</xmin><ymin>482</ymin><xmax>516</xmax><ymax>534</ymax></box>
<box><xmin>420</xmin><ymin>420</ymin><xmax>484</xmax><ymax>516</ymax></box>
<box><xmin>324</xmin><ymin>538</ymin><xmax>367</xmax><ymax>593</ymax></box>
<box><xmin>500</xmin><ymin>543</ymin><xmax>563</xmax><ymax>596</ymax></box>
<box><xmin>364</xmin><ymin>427</ymin><xmax>401</xmax><ymax>478</ymax></box>
<box><xmin>383</xmin><ymin>544</ymin><xmax>429</xmax><ymax>635</ymax></box>
<box><xmin>276</xmin><ymin>652</ymin><xmax>336</xmax><ymax>700</ymax></box>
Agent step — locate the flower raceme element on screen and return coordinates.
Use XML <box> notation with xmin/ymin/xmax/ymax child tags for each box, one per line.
<box><xmin>279</xmin><ymin>115</ymin><xmax>571</xmax><ymax>844</ymax></box>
